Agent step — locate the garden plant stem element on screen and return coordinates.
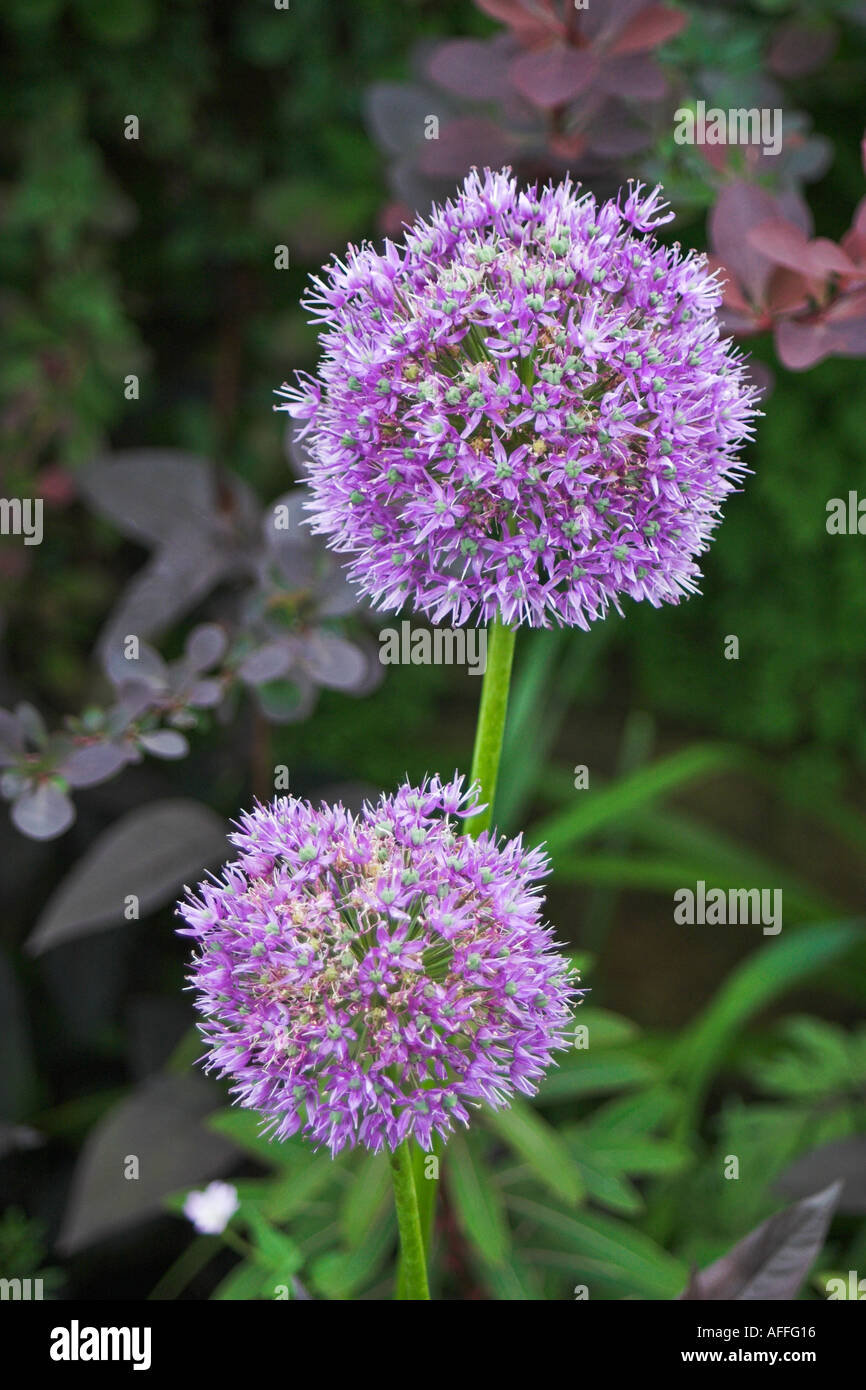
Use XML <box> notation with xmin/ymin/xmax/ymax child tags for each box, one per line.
<box><xmin>394</xmin><ymin>615</ymin><xmax>518</xmax><ymax>1297</ymax></box>
<box><xmin>465</xmin><ymin>617</ymin><xmax>518</xmax><ymax>837</ymax></box>
<box><xmin>389</xmin><ymin>1139</ymin><xmax>431</xmax><ymax>1300</ymax></box>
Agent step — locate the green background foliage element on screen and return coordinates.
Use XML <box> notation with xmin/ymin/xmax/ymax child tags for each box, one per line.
<box><xmin>1</xmin><ymin>0</ymin><xmax>865</xmax><ymax>1300</ymax></box>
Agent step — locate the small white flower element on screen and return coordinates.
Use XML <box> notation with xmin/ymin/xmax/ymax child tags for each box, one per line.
<box><xmin>183</xmin><ymin>1180</ymin><xmax>239</xmax><ymax>1235</ymax></box>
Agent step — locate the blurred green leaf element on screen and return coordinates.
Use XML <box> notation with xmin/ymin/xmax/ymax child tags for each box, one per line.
<box><xmin>484</xmin><ymin>1100</ymin><xmax>584</xmax><ymax>1207</ymax></box>
<box><xmin>445</xmin><ymin>1132</ymin><xmax>511</xmax><ymax>1267</ymax></box>
<box><xmin>339</xmin><ymin>1151</ymin><xmax>390</xmax><ymax>1247</ymax></box>
<box><xmin>510</xmin><ymin>1196</ymin><xmax>687</xmax><ymax>1298</ymax></box>
<box><xmin>244</xmin><ymin>1208</ymin><xmax>303</xmax><ymax>1285</ymax></box>
<box><xmin>531</xmin><ymin>745</ymin><xmax>745</xmax><ymax>855</ymax></box>
<box><xmin>537</xmin><ymin>1052</ymin><xmax>658</xmax><ymax>1103</ymax></box>
<box><xmin>670</xmin><ymin>920</ymin><xmax>864</xmax><ymax>1137</ymax></box>
<box><xmin>310</xmin><ymin>1211</ymin><xmax>395</xmax><ymax>1300</ymax></box>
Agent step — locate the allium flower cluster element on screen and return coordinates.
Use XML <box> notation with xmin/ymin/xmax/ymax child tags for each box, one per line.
<box><xmin>177</xmin><ymin>776</ymin><xmax>576</xmax><ymax>1154</ymax></box>
<box><xmin>280</xmin><ymin>168</ymin><xmax>759</xmax><ymax>629</ymax></box>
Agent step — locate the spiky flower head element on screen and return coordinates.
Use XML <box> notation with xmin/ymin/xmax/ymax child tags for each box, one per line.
<box><xmin>177</xmin><ymin>775</ymin><xmax>577</xmax><ymax>1155</ymax></box>
<box><xmin>279</xmin><ymin>168</ymin><xmax>759</xmax><ymax>629</ymax></box>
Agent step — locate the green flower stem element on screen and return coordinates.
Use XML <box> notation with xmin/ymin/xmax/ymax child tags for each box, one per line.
<box><xmin>389</xmin><ymin>1139</ymin><xmax>430</xmax><ymax>1300</ymax></box>
<box><xmin>395</xmin><ymin>616</ymin><xmax>519</xmax><ymax>1298</ymax></box>
<box><xmin>464</xmin><ymin>616</ymin><xmax>518</xmax><ymax>838</ymax></box>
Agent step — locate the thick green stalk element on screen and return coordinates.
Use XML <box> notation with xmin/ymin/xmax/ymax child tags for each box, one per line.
<box><xmin>464</xmin><ymin>617</ymin><xmax>518</xmax><ymax>837</ymax></box>
<box><xmin>395</xmin><ymin>616</ymin><xmax>519</xmax><ymax>1297</ymax></box>
<box><xmin>389</xmin><ymin>1139</ymin><xmax>430</xmax><ymax>1300</ymax></box>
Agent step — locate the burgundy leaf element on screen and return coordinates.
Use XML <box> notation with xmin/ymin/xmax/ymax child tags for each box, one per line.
<box><xmin>379</xmin><ymin>199</ymin><xmax>413</xmax><ymax>239</ymax></box>
<box><xmin>283</xmin><ymin>417</ymin><xmax>314</xmax><ymax>479</ymax></box>
<box><xmin>185</xmin><ymin>679</ymin><xmax>224</xmax><ymax>709</ymax></box>
<box><xmin>582</xmin><ymin>0</ymin><xmax>647</xmax><ymax>48</ymax></box>
<box><xmin>708</xmin><ymin>181</ymin><xmax>784</xmax><ymax>304</ymax></box>
<box><xmin>316</xmin><ymin>567</ymin><xmax>363</xmax><ymax>620</ymax></box>
<box><xmin>12</xmin><ymin>783</ymin><xmax>75</xmax><ymax>841</ymax></box>
<box><xmin>774</xmin><ymin>301</ymin><xmax>866</xmax><ymax>369</ymax></box>
<box><xmin>596</xmin><ymin>54</ymin><xmax>667</xmax><ymax>102</ymax></box>
<box><xmin>417</xmin><ymin>116</ymin><xmax>518</xmax><ymax>177</ymax></box>
<box><xmin>102</xmin><ymin>639</ymin><xmax>169</xmax><ymax>692</ymax></box>
<box><xmin>300</xmin><ymin>632</ymin><xmax>369</xmax><ymax>692</ymax></box>
<box><xmin>1</xmin><ymin>770</ymin><xmax>27</xmax><ymax>800</ymax></box>
<box><xmin>80</xmin><ymin>451</ymin><xmax>218</xmax><ymax>548</ymax></box>
<box><xmin>774</xmin><ymin>319</ymin><xmax>833</xmax><ymax>371</ymax></box>
<box><xmin>765</xmin><ymin>266</ymin><xmax>810</xmax><ymax>316</ymax></box>
<box><xmin>548</xmin><ymin>129</ymin><xmax>589</xmax><ymax>162</ymax></box>
<box><xmin>184</xmin><ymin>623</ymin><xmax>228</xmax><ymax>673</ymax></box>
<box><xmin>0</xmin><ymin>710</ymin><xmax>24</xmax><ymax>765</ymax></box>
<box><xmin>138</xmin><ymin>730</ymin><xmax>189</xmax><ymax>760</ymax></box>
<box><xmin>827</xmin><ymin>286</ymin><xmax>866</xmax><ymax>322</ymax></box>
<box><xmin>585</xmin><ymin>103</ymin><xmax>653</xmax><ymax>159</ymax></box>
<box><xmin>428</xmin><ymin>38</ymin><xmax>514</xmax><ymax>103</ymax></box>
<box><xmin>57</xmin><ymin>1075</ymin><xmax>240</xmax><ymax>1253</ymax></box>
<box><xmin>807</xmin><ymin>239</ymin><xmax>860</xmax><ymax>279</ymax></box>
<box><xmin>611</xmin><ymin>3</ymin><xmax>687</xmax><ymax>56</ymax></box>
<box><xmin>719</xmin><ymin>308</ymin><xmax>764</xmax><ymax>337</ymax></box>
<box><xmin>819</xmin><ymin>303</ymin><xmax>866</xmax><ymax>356</ymax></box>
<box><xmin>775</xmin><ymin>187</ymin><xmax>813</xmax><ymax>237</ymax></box>
<box><xmin>26</xmin><ymin>798</ymin><xmax>228</xmax><ymax>954</ymax></box>
<box><xmin>678</xmin><ymin>1184</ymin><xmax>841</xmax><ymax>1300</ymax></box>
<box><xmin>474</xmin><ymin>0</ymin><xmax>562</xmax><ymax>44</ymax></box>
<box><xmin>15</xmin><ymin>702</ymin><xmax>47</xmax><ymax>749</ymax></box>
<box><xmin>388</xmin><ymin>152</ymin><xmax>463</xmax><ymax>216</ymax></box>
<box><xmin>60</xmin><ymin>742</ymin><xmax>129</xmax><ymax>789</ymax></box>
<box><xmin>773</xmin><ymin>131</ymin><xmax>833</xmax><ymax>187</ymax></box>
<box><xmin>364</xmin><ymin>83</ymin><xmax>451</xmax><ymax>158</ymax></box>
<box><xmin>510</xmin><ymin>46</ymin><xmax>599</xmax><ymax>110</ymax></box>
<box><xmin>705</xmin><ymin>255</ymin><xmax>753</xmax><ymax>316</ymax></box>
<box><xmin>748</xmin><ymin>220</ymin><xmax>856</xmax><ymax>281</ymax></box>
<box><xmin>239</xmin><ymin>641</ymin><xmax>294</xmax><ymax>687</ymax></box>
<box><xmin>264</xmin><ymin>489</ymin><xmax>317</xmax><ymax>589</ymax></box>
<box><xmin>768</xmin><ymin>23</ymin><xmax>837</xmax><ymax>80</ymax></box>
<box><xmin>698</xmin><ymin>141</ymin><xmax>730</xmax><ymax>176</ymax></box>
<box><xmin>98</xmin><ymin>533</ymin><xmax>235</xmax><ymax>650</ymax></box>
<box><xmin>110</xmin><ymin>686</ymin><xmax>158</xmax><ymax>726</ymax></box>
<box><xmin>841</xmin><ymin>196</ymin><xmax>866</xmax><ymax>262</ymax></box>
<box><xmin>776</xmin><ymin>1137</ymin><xmax>866</xmax><ymax>1214</ymax></box>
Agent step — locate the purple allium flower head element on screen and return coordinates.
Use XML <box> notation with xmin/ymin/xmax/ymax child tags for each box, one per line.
<box><xmin>278</xmin><ymin>168</ymin><xmax>760</xmax><ymax>629</ymax></box>
<box><xmin>177</xmin><ymin>775</ymin><xmax>577</xmax><ymax>1155</ymax></box>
